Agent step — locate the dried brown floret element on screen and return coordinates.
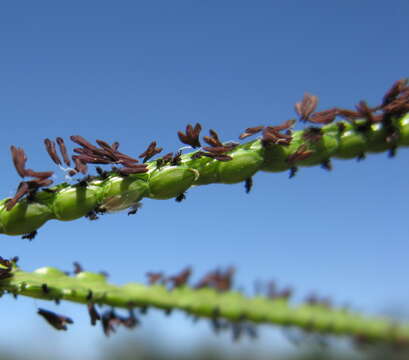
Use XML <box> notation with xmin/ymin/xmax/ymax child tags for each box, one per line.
<box><xmin>6</xmin><ymin>176</ymin><xmax>51</xmax><ymax>211</ymax></box>
<box><xmin>37</xmin><ymin>308</ymin><xmax>73</xmax><ymax>331</ymax></box>
<box><xmin>382</xmin><ymin>87</ymin><xmax>409</xmax><ymax>117</ymax></box>
<box><xmin>74</xmin><ymin>153</ymin><xmax>112</xmax><ymax>165</ymax></box>
<box><xmin>260</xmin><ymin>119</ymin><xmax>296</xmax><ymax>146</ymax></box>
<box><xmin>139</xmin><ymin>141</ymin><xmax>163</xmax><ymax>163</ymax></box>
<box><xmin>191</xmin><ymin>151</ymin><xmax>232</xmax><ymax>162</ymax></box>
<box><xmin>170</xmin><ymin>151</ymin><xmax>182</xmax><ymax>166</ymax></box>
<box><xmin>239</xmin><ymin>126</ymin><xmax>264</xmax><ymax>140</ymax></box>
<box><xmin>24</xmin><ymin>169</ymin><xmax>54</xmax><ymax>179</ymax></box>
<box><xmin>96</xmin><ymin>140</ymin><xmax>119</xmax><ymax>161</ymax></box>
<box><xmin>382</xmin><ymin>79</ymin><xmax>408</xmax><ymax>106</ymax></box>
<box><xmin>203</xmin><ymin>129</ymin><xmax>223</xmax><ymax>147</ymax></box>
<box><xmin>355</xmin><ymin>100</ymin><xmax>377</xmax><ymax>123</ymax></box>
<box><xmin>177</xmin><ymin>123</ymin><xmax>202</xmax><ymax>148</ymax></box>
<box><xmin>72</xmin><ymin>156</ymin><xmax>88</xmax><ymax>175</ymax></box>
<box><xmin>202</xmin><ymin>146</ymin><xmax>233</xmax><ymax>154</ymax></box>
<box><xmin>302</xmin><ymin>127</ymin><xmax>323</xmax><ymax>143</ymax></box>
<box><xmin>28</xmin><ymin>178</ymin><xmax>54</xmax><ymax>188</ymax></box>
<box><xmin>267</xmin><ymin>119</ymin><xmax>296</xmax><ymax>132</ymax></box>
<box><xmin>44</xmin><ymin>139</ymin><xmax>62</xmax><ymax>165</ymax></box>
<box><xmin>146</xmin><ymin>272</ymin><xmax>164</xmax><ymax>285</ymax></box>
<box><xmin>115</xmin><ymin>152</ymin><xmax>139</xmax><ymax>164</ymax></box>
<box><xmin>56</xmin><ymin>137</ymin><xmax>71</xmax><ymax>166</ymax></box>
<box><xmin>286</xmin><ymin>145</ymin><xmax>313</xmax><ymax>164</ymax></box>
<box><xmin>10</xmin><ymin>146</ymin><xmax>28</xmax><ymax>178</ymax></box>
<box><xmin>295</xmin><ymin>93</ymin><xmax>319</xmax><ymax>121</ymax></box>
<box><xmin>309</xmin><ymin>108</ymin><xmax>338</xmax><ymax>124</ymax></box>
<box><xmin>167</xmin><ymin>267</ymin><xmax>192</xmax><ymax>288</ymax></box>
<box><xmin>262</xmin><ymin>128</ymin><xmax>292</xmax><ymax>146</ymax></box>
<box><xmin>6</xmin><ymin>182</ymin><xmax>29</xmax><ymax>210</ymax></box>
<box><xmin>337</xmin><ymin>108</ymin><xmax>361</xmax><ymax>121</ymax></box>
<box><xmin>118</xmin><ymin>165</ymin><xmax>148</xmax><ymax>176</ymax></box>
<box><xmin>266</xmin><ymin>281</ymin><xmax>293</xmax><ymax>300</ymax></box>
<box><xmin>70</xmin><ymin>135</ymin><xmax>98</xmax><ymax>151</ymax></box>
<box><xmin>195</xmin><ymin>267</ymin><xmax>235</xmax><ymax>292</ymax></box>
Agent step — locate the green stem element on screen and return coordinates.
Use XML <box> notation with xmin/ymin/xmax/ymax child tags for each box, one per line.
<box><xmin>1</xmin><ymin>264</ymin><xmax>408</xmax><ymax>345</ymax></box>
<box><xmin>0</xmin><ymin>114</ymin><xmax>408</xmax><ymax>236</ymax></box>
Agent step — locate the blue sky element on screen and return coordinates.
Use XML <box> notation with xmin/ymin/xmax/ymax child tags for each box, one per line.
<box><xmin>0</xmin><ymin>1</ymin><xmax>408</xmax><ymax>358</ymax></box>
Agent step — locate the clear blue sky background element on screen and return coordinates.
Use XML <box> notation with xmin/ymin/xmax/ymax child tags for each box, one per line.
<box><xmin>0</xmin><ymin>1</ymin><xmax>408</xmax><ymax>359</ymax></box>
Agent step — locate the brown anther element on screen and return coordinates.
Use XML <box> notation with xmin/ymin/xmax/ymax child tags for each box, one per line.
<box><xmin>267</xmin><ymin>119</ymin><xmax>296</xmax><ymax>132</ymax></box>
<box><xmin>118</xmin><ymin>165</ymin><xmax>148</xmax><ymax>176</ymax></box>
<box><xmin>208</xmin><ymin>153</ymin><xmax>233</xmax><ymax>161</ymax></box>
<box><xmin>10</xmin><ymin>146</ymin><xmax>28</xmax><ymax>178</ymax></box>
<box><xmin>203</xmin><ymin>129</ymin><xmax>223</xmax><ymax>147</ymax></box>
<box><xmin>262</xmin><ymin>128</ymin><xmax>292</xmax><ymax>146</ymax></box>
<box><xmin>146</xmin><ymin>272</ymin><xmax>164</xmax><ymax>285</ymax></box>
<box><xmin>337</xmin><ymin>108</ymin><xmax>361</xmax><ymax>121</ymax></box>
<box><xmin>24</xmin><ymin>169</ymin><xmax>54</xmax><ymax>179</ymax></box>
<box><xmin>191</xmin><ymin>151</ymin><xmax>232</xmax><ymax>162</ymax></box>
<box><xmin>74</xmin><ymin>154</ymin><xmax>112</xmax><ymax>165</ymax></box>
<box><xmin>70</xmin><ymin>135</ymin><xmax>98</xmax><ymax>151</ymax></box>
<box><xmin>6</xmin><ymin>182</ymin><xmax>29</xmax><ymax>210</ymax></box>
<box><xmin>27</xmin><ymin>178</ymin><xmax>54</xmax><ymax>188</ymax></box>
<box><xmin>37</xmin><ymin>308</ymin><xmax>73</xmax><ymax>331</ymax></box>
<box><xmin>286</xmin><ymin>145</ymin><xmax>313</xmax><ymax>164</ymax></box>
<box><xmin>167</xmin><ymin>267</ymin><xmax>192</xmax><ymax>288</ymax></box>
<box><xmin>195</xmin><ymin>267</ymin><xmax>235</xmax><ymax>292</ymax></box>
<box><xmin>202</xmin><ymin>146</ymin><xmax>232</xmax><ymax>154</ymax></box>
<box><xmin>95</xmin><ymin>140</ymin><xmax>119</xmax><ymax>161</ymax></box>
<box><xmin>309</xmin><ymin>108</ymin><xmax>338</xmax><ymax>124</ymax></box>
<box><xmin>355</xmin><ymin>100</ymin><xmax>376</xmax><ymax>123</ymax></box>
<box><xmin>170</xmin><ymin>151</ymin><xmax>182</xmax><ymax>165</ymax></box>
<box><xmin>302</xmin><ymin>127</ymin><xmax>323</xmax><ymax>143</ymax></box>
<box><xmin>72</xmin><ymin>156</ymin><xmax>88</xmax><ymax>174</ymax></box>
<box><xmin>115</xmin><ymin>152</ymin><xmax>139</xmax><ymax>164</ymax></box>
<box><xmin>382</xmin><ymin>88</ymin><xmax>409</xmax><ymax>117</ymax></box>
<box><xmin>382</xmin><ymin>79</ymin><xmax>408</xmax><ymax>106</ymax></box>
<box><xmin>239</xmin><ymin>126</ymin><xmax>264</xmax><ymax>140</ymax></box>
<box><xmin>44</xmin><ymin>139</ymin><xmax>62</xmax><ymax>165</ymax></box>
<box><xmin>295</xmin><ymin>93</ymin><xmax>319</xmax><ymax>121</ymax></box>
<box><xmin>177</xmin><ymin>123</ymin><xmax>202</xmax><ymax>148</ymax></box>
<box><xmin>139</xmin><ymin>141</ymin><xmax>163</xmax><ymax>163</ymax></box>
<box><xmin>56</xmin><ymin>137</ymin><xmax>71</xmax><ymax>166</ymax></box>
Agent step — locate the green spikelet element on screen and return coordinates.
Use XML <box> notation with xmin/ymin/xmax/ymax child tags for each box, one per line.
<box><xmin>0</xmin><ymin>113</ymin><xmax>408</xmax><ymax>236</ymax></box>
<box><xmin>0</xmin><ymin>261</ymin><xmax>408</xmax><ymax>345</ymax></box>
